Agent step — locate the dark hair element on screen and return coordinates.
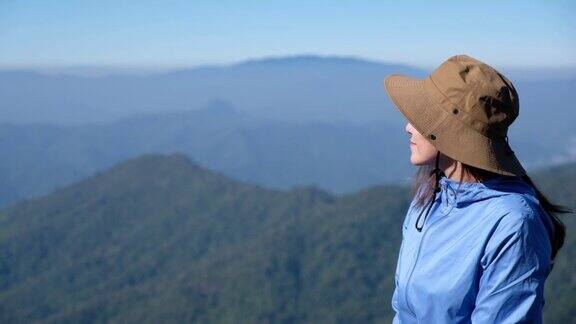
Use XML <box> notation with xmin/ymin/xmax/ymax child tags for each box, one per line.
<box><xmin>410</xmin><ymin>156</ymin><xmax>571</xmax><ymax>261</ymax></box>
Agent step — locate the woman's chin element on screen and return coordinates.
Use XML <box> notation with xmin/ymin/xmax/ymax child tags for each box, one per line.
<box><xmin>410</xmin><ymin>157</ymin><xmax>427</xmax><ymax>166</ymax></box>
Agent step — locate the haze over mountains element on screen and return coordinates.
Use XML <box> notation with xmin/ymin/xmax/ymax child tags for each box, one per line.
<box><xmin>0</xmin><ymin>99</ymin><xmax>409</xmax><ymax>208</ymax></box>
<box><xmin>0</xmin><ymin>55</ymin><xmax>424</xmax><ymax>125</ymax></box>
<box><xmin>1</xmin><ymin>55</ymin><xmax>574</xmax><ymax>208</ymax></box>
<box><xmin>2</xmin><ymin>55</ymin><xmax>574</xmax><ymax>126</ymax></box>
<box><xmin>0</xmin><ymin>153</ymin><xmax>573</xmax><ymax>323</ymax></box>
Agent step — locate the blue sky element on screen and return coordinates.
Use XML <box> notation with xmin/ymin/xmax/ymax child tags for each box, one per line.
<box><xmin>0</xmin><ymin>0</ymin><xmax>574</xmax><ymax>69</ymax></box>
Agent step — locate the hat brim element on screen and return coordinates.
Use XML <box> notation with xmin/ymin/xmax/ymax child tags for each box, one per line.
<box><xmin>383</xmin><ymin>74</ymin><xmax>526</xmax><ymax>177</ymax></box>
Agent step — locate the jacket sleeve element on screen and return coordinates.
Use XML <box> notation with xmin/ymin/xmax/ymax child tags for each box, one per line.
<box><xmin>391</xmin><ymin>199</ymin><xmax>415</xmax><ymax>323</ymax></box>
<box><xmin>391</xmin><ymin>236</ymin><xmax>405</xmax><ymax>323</ymax></box>
<box><xmin>471</xmin><ymin>212</ymin><xmax>552</xmax><ymax>323</ymax></box>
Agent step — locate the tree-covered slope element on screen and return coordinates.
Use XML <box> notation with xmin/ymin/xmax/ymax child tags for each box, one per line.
<box><xmin>530</xmin><ymin>161</ymin><xmax>576</xmax><ymax>323</ymax></box>
<box><xmin>0</xmin><ymin>154</ymin><xmax>572</xmax><ymax>323</ymax></box>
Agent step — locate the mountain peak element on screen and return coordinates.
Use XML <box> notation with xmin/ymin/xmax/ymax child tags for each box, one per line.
<box><xmin>102</xmin><ymin>152</ymin><xmax>202</xmax><ymax>175</ymax></box>
<box><xmin>233</xmin><ymin>54</ymin><xmax>385</xmax><ymax>68</ymax></box>
<box><xmin>33</xmin><ymin>152</ymin><xmax>239</xmax><ymax>210</ymax></box>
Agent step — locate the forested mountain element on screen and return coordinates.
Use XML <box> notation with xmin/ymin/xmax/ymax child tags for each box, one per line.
<box><xmin>529</xmin><ymin>161</ymin><xmax>576</xmax><ymax>323</ymax></box>
<box><xmin>0</xmin><ymin>153</ymin><xmax>573</xmax><ymax>323</ymax></box>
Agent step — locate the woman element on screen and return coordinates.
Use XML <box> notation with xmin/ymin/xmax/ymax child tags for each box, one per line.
<box><xmin>382</xmin><ymin>54</ymin><xmax>571</xmax><ymax>323</ymax></box>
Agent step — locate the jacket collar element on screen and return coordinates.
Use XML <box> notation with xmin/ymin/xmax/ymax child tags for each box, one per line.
<box><xmin>438</xmin><ymin>174</ymin><xmax>535</xmax><ymax>208</ymax></box>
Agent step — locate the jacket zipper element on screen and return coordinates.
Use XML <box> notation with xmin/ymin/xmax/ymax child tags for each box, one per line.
<box><xmin>403</xmin><ymin>195</ymin><xmax>450</xmax><ymax>317</ymax></box>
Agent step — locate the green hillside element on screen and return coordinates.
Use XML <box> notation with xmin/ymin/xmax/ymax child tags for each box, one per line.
<box><xmin>0</xmin><ymin>153</ymin><xmax>572</xmax><ymax>323</ymax></box>
<box><xmin>530</xmin><ymin>161</ymin><xmax>576</xmax><ymax>323</ymax></box>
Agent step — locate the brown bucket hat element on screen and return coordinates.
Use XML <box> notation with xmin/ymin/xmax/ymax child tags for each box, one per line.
<box><xmin>382</xmin><ymin>54</ymin><xmax>527</xmax><ymax>177</ymax></box>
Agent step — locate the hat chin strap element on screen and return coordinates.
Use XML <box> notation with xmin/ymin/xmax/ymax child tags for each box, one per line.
<box><xmin>415</xmin><ymin>150</ymin><xmax>443</xmax><ymax>232</ymax></box>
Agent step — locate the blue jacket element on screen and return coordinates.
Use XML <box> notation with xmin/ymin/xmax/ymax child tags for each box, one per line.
<box><xmin>392</xmin><ymin>174</ymin><xmax>555</xmax><ymax>323</ymax></box>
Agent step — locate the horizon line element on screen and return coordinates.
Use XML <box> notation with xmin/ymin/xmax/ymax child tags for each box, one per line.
<box><xmin>1</xmin><ymin>53</ymin><xmax>575</xmax><ymax>73</ymax></box>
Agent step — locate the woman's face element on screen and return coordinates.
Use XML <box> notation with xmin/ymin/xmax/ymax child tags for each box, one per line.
<box><xmin>406</xmin><ymin>122</ymin><xmax>439</xmax><ymax>166</ymax></box>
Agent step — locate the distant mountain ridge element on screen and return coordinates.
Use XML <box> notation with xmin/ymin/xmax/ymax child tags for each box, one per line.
<box><xmin>1</xmin><ymin>54</ymin><xmax>574</xmax><ymax>208</ymax></box>
<box><xmin>0</xmin><ymin>55</ymin><xmax>427</xmax><ymax>125</ymax></box>
<box><xmin>0</xmin><ymin>100</ymin><xmax>411</xmax><ymax>208</ymax></box>
<box><xmin>0</xmin><ymin>152</ymin><xmax>573</xmax><ymax>323</ymax></box>
<box><xmin>1</xmin><ymin>95</ymin><xmax>574</xmax><ymax>209</ymax></box>
<box><xmin>4</xmin><ymin>54</ymin><xmax>573</xmax><ymax>126</ymax></box>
